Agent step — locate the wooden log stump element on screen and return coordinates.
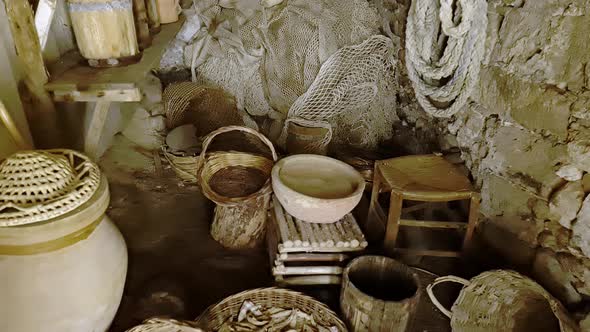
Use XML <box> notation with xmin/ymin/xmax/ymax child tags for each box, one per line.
<box><xmin>341</xmin><ymin>256</ymin><xmax>421</xmax><ymax>332</ymax></box>
<box><xmin>211</xmin><ymin>194</ymin><xmax>269</xmax><ymax>249</ymax></box>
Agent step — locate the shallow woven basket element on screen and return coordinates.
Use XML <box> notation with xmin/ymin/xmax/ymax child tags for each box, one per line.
<box><xmin>427</xmin><ymin>270</ymin><xmax>579</xmax><ymax>332</ymax></box>
<box><xmin>162</xmin><ymin>146</ymin><xmax>200</xmax><ymax>183</ymax></box>
<box><xmin>196</xmin><ymin>287</ymin><xmax>348</xmax><ymax>331</ymax></box>
<box><xmin>196</xmin><ymin>126</ymin><xmax>278</xmax><ymax>206</ymax></box>
<box><xmin>125</xmin><ymin>317</ymin><xmax>203</xmax><ymax>332</ymax></box>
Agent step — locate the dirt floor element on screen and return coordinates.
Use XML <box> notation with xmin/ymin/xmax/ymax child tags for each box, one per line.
<box><xmin>102</xmin><ymin>135</ymin><xmax>458</xmax><ymax>332</ymax></box>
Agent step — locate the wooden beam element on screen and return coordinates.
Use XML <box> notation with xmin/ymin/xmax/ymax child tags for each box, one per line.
<box><xmin>395</xmin><ymin>248</ymin><xmax>462</xmax><ymax>258</ymax></box>
<box><xmin>0</xmin><ymin>100</ymin><xmax>33</xmax><ymax>150</ymax></box>
<box><xmin>34</xmin><ymin>0</ymin><xmax>57</xmax><ymax>51</ymax></box>
<box><xmin>5</xmin><ymin>0</ymin><xmax>48</xmax><ymax>84</ymax></box>
<box><xmin>5</xmin><ymin>0</ymin><xmax>62</xmax><ymax>148</ymax></box>
<box><xmin>399</xmin><ymin>219</ymin><xmax>467</xmax><ymax>229</ymax></box>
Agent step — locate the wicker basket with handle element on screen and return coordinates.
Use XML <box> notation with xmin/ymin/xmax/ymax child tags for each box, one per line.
<box><xmin>426</xmin><ymin>270</ymin><xmax>580</xmax><ymax>332</ymax></box>
<box><xmin>197</xmin><ymin>126</ymin><xmax>278</xmax><ymax>248</ymax></box>
<box><xmin>196</xmin><ymin>287</ymin><xmax>347</xmax><ymax>331</ymax></box>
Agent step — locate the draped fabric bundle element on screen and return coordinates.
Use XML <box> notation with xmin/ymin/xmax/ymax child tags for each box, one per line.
<box><xmin>405</xmin><ymin>0</ymin><xmax>488</xmax><ymax>117</ymax></box>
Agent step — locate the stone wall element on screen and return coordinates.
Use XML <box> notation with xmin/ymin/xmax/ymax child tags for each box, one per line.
<box><xmin>392</xmin><ymin>0</ymin><xmax>590</xmax><ymax>307</ymax></box>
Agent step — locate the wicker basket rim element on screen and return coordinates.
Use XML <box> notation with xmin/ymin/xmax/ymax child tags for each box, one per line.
<box><xmin>197</xmin><ymin>126</ymin><xmax>277</xmax><ymax>206</ymax></box>
<box><xmin>195</xmin><ymin>287</ymin><xmax>347</xmax><ymax>331</ymax></box>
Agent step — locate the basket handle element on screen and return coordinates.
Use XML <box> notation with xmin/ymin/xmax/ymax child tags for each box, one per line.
<box><xmin>426</xmin><ymin>275</ymin><xmax>470</xmax><ymax>319</ymax></box>
<box><xmin>196</xmin><ymin>125</ymin><xmax>278</xmax><ymax>173</ymax></box>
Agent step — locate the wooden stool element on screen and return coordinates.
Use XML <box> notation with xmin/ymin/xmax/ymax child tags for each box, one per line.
<box><xmin>368</xmin><ymin>154</ymin><xmax>480</xmax><ymax>257</ymax></box>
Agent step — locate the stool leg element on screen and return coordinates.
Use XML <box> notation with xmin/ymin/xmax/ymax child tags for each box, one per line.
<box><xmin>367</xmin><ymin>167</ymin><xmax>382</xmax><ymax>227</ymax></box>
<box><xmin>384</xmin><ymin>191</ymin><xmax>403</xmax><ymax>256</ymax></box>
<box><xmin>462</xmin><ymin>193</ymin><xmax>480</xmax><ymax>251</ymax></box>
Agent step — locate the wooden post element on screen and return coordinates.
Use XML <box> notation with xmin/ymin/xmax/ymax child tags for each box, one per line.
<box><xmin>0</xmin><ymin>100</ymin><xmax>33</xmax><ymax>150</ymax></box>
<box><xmin>383</xmin><ymin>191</ymin><xmax>403</xmax><ymax>256</ymax></box>
<box><xmin>84</xmin><ymin>101</ymin><xmax>111</xmax><ymax>160</ymax></box>
<box><xmin>4</xmin><ymin>0</ymin><xmax>62</xmax><ymax>148</ymax></box>
<box><xmin>463</xmin><ymin>193</ymin><xmax>481</xmax><ymax>251</ymax></box>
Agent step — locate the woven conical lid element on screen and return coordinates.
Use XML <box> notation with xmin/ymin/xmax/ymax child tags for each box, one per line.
<box><xmin>0</xmin><ymin>149</ymin><xmax>101</xmax><ymax>226</ymax></box>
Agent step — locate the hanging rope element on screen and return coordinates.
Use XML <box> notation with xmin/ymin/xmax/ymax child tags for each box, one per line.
<box><xmin>405</xmin><ymin>0</ymin><xmax>488</xmax><ymax>117</ymax></box>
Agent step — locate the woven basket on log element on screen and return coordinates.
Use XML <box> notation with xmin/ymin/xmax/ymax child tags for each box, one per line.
<box><xmin>197</xmin><ymin>126</ymin><xmax>277</xmax><ymax>249</ymax></box>
<box><xmin>427</xmin><ymin>270</ymin><xmax>580</xmax><ymax>332</ymax></box>
<box><xmin>196</xmin><ymin>287</ymin><xmax>347</xmax><ymax>331</ymax></box>
<box><xmin>341</xmin><ymin>256</ymin><xmax>421</xmax><ymax>332</ymax></box>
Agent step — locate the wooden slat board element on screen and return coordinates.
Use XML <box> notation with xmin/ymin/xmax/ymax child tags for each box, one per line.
<box><xmin>271</xmin><ymin>196</ymin><xmax>368</xmax><ymax>254</ymax></box>
<box><xmin>45</xmin><ymin>16</ymin><xmax>185</xmax><ymax>93</ymax></box>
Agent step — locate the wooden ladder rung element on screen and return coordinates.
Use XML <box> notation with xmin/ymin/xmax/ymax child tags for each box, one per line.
<box><xmin>395</xmin><ymin>248</ymin><xmax>462</xmax><ymax>258</ymax></box>
<box><xmin>399</xmin><ymin>219</ymin><xmax>466</xmax><ymax>229</ymax></box>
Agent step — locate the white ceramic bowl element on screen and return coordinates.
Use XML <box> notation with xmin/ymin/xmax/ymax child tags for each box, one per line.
<box><xmin>272</xmin><ymin>154</ymin><xmax>365</xmax><ymax>223</ymax></box>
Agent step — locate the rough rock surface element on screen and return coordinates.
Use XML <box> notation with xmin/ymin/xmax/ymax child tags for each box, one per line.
<box><xmin>388</xmin><ymin>0</ymin><xmax>590</xmax><ymax>306</ymax></box>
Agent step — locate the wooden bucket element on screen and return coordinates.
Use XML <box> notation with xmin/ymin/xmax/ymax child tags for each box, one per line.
<box><xmin>67</xmin><ymin>0</ymin><xmax>141</xmax><ymax>67</ymax></box>
<box><xmin>157</xmin><ymin>0</ymin><xmax>180</xmax><ymax>24</ymax></box>
<box><xmin>286</xmin><ymin>121</ymin><xmax>330</xmax><ymax>155</ymax></box>
<box><xmin>197</xmin><ymin>126</ymin><xmax>278</xmax><ymax>249</ymax></box>
<box><xmin>341</xmin><ymin>256</ymin><xmax>421</xmax><ymax>332</ymax></box>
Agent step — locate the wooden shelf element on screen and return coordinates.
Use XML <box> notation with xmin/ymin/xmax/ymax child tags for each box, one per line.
<box><xmin>45</xmin><ymin>16</ymin><xmax>185</xmax><ymax>102</ymax></box>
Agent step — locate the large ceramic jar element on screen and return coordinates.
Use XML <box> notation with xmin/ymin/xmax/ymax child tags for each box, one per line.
<box><xmin>0</xmin><ymin>150</ymin><xmax>128</xmax><ymax>332</ymax></box>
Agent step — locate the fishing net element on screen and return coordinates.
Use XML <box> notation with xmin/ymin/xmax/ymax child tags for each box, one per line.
<box><xmin>282</xmin><ymin>35</ymin><xmax>399</xmax><ymax>150</ymax></box>
<box><xmin>185</xmin><ymin>0</ymin><xmax>380</xmax><ymax>119</ymax></box>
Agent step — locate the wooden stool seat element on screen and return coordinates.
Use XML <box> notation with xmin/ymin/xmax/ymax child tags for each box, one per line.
<box><xmin>368</xmin><ymin>154</ymin><xmax>480</xmax><ymax>257</ymax></box>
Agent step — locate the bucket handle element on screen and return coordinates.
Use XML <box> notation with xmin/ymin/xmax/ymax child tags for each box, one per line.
<box><xmin>426</xmin><ymin>275</ymin><xmax>471</xmax><ymax>319</ymax></box>
<box><xmin>196</xmin><ymin>125</ymin><xmax>278</xmax><ymax>174</ymax></box>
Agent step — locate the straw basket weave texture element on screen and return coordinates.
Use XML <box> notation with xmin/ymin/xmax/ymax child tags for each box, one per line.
<box><xmin>162</xmin><ymin>146</ymin><xmax>200</xmax><ymax>183</ymax></box>
<box><xmin>163</xmin><ymin>82</ymin><xmax>244</xmax><ymax>136</ymax></box>
<box><xmin>197</xmin><ymin>126</ymin><xmax>277</xmax><ymax>248</ymax></box>
<box><xmin>0</xmin><ymin>149</ymin><xmax>100</xmax><ymax>226</ymax></box>
<box><xmin>125</xmin><ymin>318</ymin><xmax>203</xmax><ymax>332</ymax></box>
<box><xmin>197</xmin><ymin>126</ymin><xmax>277</xmax><ymax>206</ymax></box>
<box><xmin>427</xmin><ymin>270</ymin><xmax>580</xmax><ymax>332</ymax></box>
<box><xmin>196</xmin><ymin>287</ymin><xmax>347</xmax><ymax>331</ymax></box>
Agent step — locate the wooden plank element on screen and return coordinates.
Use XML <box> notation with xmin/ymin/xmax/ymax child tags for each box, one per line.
<box><xmin>395</xmin><ymin>248</ymin><xmax>461</xmax><ymax>258</ymax></box>
<box><xmin>399</xmin><ymin>219</ymin><xmax>467</xmax><ymax>229</ymax></box>
<box><xmin>45</xmin><ymin>15</ymin><xmax>186</xmax><ymax>92</ymax></box>
<box><xmin>84</xmin><ymin>101</ymin><xmax>111</xmax><ymax>160</ymax></box>
<box><xmin>273</xmin><ymin>265</ymin><xmax>343</xmax><ymax>276</ymax></box>
<box><xmin>52</xmin><ymin>88</ymin><xmax>142</xmax><ymax>102</ymax></box>
<box><xmin>277</xmin><ymin>253</ymin><xmax>349</xmax><ymax>262</ymax></box>
<box><xmin>275</xmin><ymin>275</ymin><xmax>341</xmax><ymax>286</ymax></box>
<box><xmin>34</xmin><ymin>0</ymin><xmax>57</xmax><ymax>51</ymax></box>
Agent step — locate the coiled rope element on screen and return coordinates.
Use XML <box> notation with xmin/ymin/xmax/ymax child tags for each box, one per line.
<box><xmin>405</xmin><ymin>0</ymin><xmax>488</xmax><ymax>117</ymax></box>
